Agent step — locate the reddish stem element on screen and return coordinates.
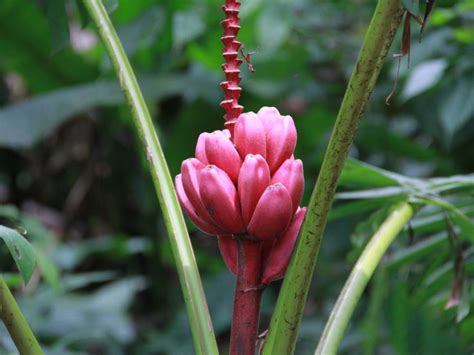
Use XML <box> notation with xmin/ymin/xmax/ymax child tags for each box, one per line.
<box><xmin>229</xmin><ymin>239</ymin><xmax>263</xmax><ymax>355</ymax></box>
<box><xmin>221</xmin><ymin>0</ymin><xmax>244</xmax><ymax>134</ymax></box>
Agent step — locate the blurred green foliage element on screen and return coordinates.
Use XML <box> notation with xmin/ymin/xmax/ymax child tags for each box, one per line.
<box><xmin>0</xmin><ymin>0</ymin><xmax>473</xmax><ymax>353</ymax></box>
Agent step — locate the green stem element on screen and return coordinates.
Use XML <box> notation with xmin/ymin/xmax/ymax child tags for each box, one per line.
<box><xmin>82</xmin><ymin>1</ymin><xmax>218</xmax><ymax>354</ymax></box>
<box><xmin>0</xmin><ymin>276</ymin><xmax>42</xmax><ymax>355</ymax></box>
<box><xmin>315</xmin><ymin>202</ymin><xmax>413</xmax><ymax>355</ymax></box>
<box><xmin>262</xmin><ymin>1</ymin><xmax>404</xmax><ymax>353</ymax></box>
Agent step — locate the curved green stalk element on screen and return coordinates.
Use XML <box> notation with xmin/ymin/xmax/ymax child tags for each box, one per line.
<box><xmin>0</xmin><ymin>276</ymin><xmax>42</xmax><ymax>354</ymax></box>
<box><xmin>262</xmin><ymin>1</ymin><xmax>404</xmax><ymax>353</ymax></box>
<box><xmin>82</xmin><ymin>1</ymin><xmax>218</xmax><ymax>354</ymax></box>
<box><xmin>315</xmin><ymin>202</ymin><xmax>413</xmax><ymax>355</ymax></box>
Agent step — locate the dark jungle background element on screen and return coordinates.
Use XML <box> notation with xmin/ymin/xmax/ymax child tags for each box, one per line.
<box><xmin>0</xmin><ymin>0</ymin><xmax>474</xmax><ymax>353</ymax></box>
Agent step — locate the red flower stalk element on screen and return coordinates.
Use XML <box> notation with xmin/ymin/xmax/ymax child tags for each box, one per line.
<box><xmin>176</xmin><ymin>107</ymin><xmax>307</xmax><ymax>354</ymax></box>
<box><xmin>220</xmin><ymin>0</ymin><xmax>244</xmax><ymax>132</ymax></box>
<box><xmin>175</xmin><ymin>2</ymin><xmax>306</xmax><ymax>353</ymax></box>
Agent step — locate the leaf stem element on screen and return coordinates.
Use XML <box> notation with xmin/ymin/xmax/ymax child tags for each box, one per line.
<box><xmin>262</xmin><ymin>0</ymin><xmax>404</xmax><ymax>353</ymax></box>
<box><xmin>0</xmin><ymin>276</ymin><xmax>42</xmax><ymax>355</ymax></box>
<box><xmin>82</xmin><ymin>1</ymin><xmax>218</xmax><ymax>354</ymax></box>
<box><xmin>315</xmin><ymin>202</ymin><xmax>413</xmax><ymax>355</ymax></box>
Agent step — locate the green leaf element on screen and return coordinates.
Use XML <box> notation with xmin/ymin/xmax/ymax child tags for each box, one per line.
<box><xmin>361</xmin><ymin>269</ymin><xmax>387</xmax><ymax>354</ymax></box>
<box><xmin>172</xmin><ymin>9</ymin><xmax>205</xmax><ymax>48</ymax></box>
<box><xmin>34</xmin><ymin>248</ymin><xmax>59</xmax><ymax>288</ymax></box>
<box><xmin>336</xmin><ymin>187</ymin><xmax>406</xmax><ymax>200</ymax></box>
<box><xmin>0</xmin><ymin>0</ymin><xmax>97</xmax><ymax>92</ymax></box>
<box><xmin>104</xmin><ymin>0</ymin><xmax>119</xmax><ymax>13</ymax></box>
<box><xmin>402</xmin><ymin>59</ymin><xmax>447</xmax><ymax>99</ymax></box>
<box><xmin>75</xmin><ymin>0</ymin><xmax>91</xmax><ymax>27</ymax></box>
<box><xmin>0</xmin><ymin>73</ymin><xmax>219</xmax><ymax>149</ymax></box>
<box><xmin>44</xmin><ymin>0</ymin><xmax>70</xmax><ymax>52</ymax></box>
<box><xmin>412</xmin><ymin>196</ymin><xmax>474</xmax><ymax>243</ymax></box>
<box><xmin>339</xmin><ymin>159</ymin><xmax>409</xmax><ymax>189</ymax></box>
<box><xmin>357</xmin><ymin>121</ymin><xmax>442</xmax><ymax>162</ymax></box>
<box><xmin>257</xmin><ymin>6</ymin><xmax>290</xmax><ymax>52</ymax></box>
<box><xmin>429</xmin><ymin>175</ymin><xmax>474</xmax><ymax>194</ymax></box>
<box><xmin>384</xmin><ymin>232</ymin><xmax>448</xmax><ymax>270</ymax></box>
<box><xmin>349</xmin><ymin>205</ymin><xmax>394</xmax><ymax>257</ymax></box>
<box><xmin>116</xmin><ymin>6</ymin><xmax>164</xmax><ymax>57</ymax></box>
<box><xmin>0</xmin><ymin>204</ymin><xmax>20</xmax><ymax>220</ymax></box>
<box><xmin>439</xmin><ymin>78</ymin><xmax>474</xmax><ymax>145</ymax></box>
<box><xmin>330</xmin><ymin>197</ymin><xmax>401</xmax><ymax>221</ymax></box>
<box><xmin>0</xmin><ymin>225</ymin><xmax>36</xmax><ymax>284</ymax></box>
<box><xmin>456</xmin><ymin>280</ymin><xmax>471</xmax><ymax>322</ymax></box>
<box><xmin>401</xmin><ymin>0</ymin><xmax>420</xmax><ymax>16</ymax></box>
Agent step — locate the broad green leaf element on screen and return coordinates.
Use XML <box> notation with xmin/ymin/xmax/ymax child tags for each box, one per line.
<box><xmin>172</xmin><ymin>9</ymin><xmax>205</xmax><ymax>48</ymax></box>
<box><xmin>456</xmin><ymin>280</ymin><xmax>471</xmax><ymax>322</ymax></box>
<box><xmin>0</xmin><ymin>204</ymin><xmax>20</xmax><ymax>220</ymax></box>
<box><xmin>412</xmin><ymin>196</ymin><xmax>474</xmax><ymax>243</ymax></box>
<box><xmin>111</xmin><ymin>0</ymin><xmax>156</xmax><ymax>23</ymax></box>
<box><xmin>116</xmin><ymin>6</ymin><xmax>164</xmax><ymax>57</ymax></box>
<box><xmin>454</xmin><ymin>27</ymin><xmax>474</xmax><ymax>44</ymax></box>
<box><xmin>257</xmin><ymin>6</ymin><xmax>290</xmax><ymax>52</ymax></box>
<box><xmin>43</xmin><ymin>0</ymin><xmax>70</xmax><ymax>52</ymax></box>
<box><xmin>0</xmin><ymin>73</ymin><xmax>219</xmax><ymax>149</ymax></box>
<box><xmin>34</xmin><ymin>248</ymin><xmax>59</xmax><ymax>288</ymax></box>
<box><xmin>357</xmin><ymin>121</ymin><xmax>441</xmax><ymax>161</ymax></box>
<box><xmin>423</xmin><ymin>258</ymin><xmax>453</xmax><ymax>287</ymax></box>
<box><xmin>104</xmin><ymin>0</ymin><xmax>119</xmax><ymax>13</ymax></box>
<box><xmin>1</xmin><ymin>273</ymin><xmax>23</xmax><ymax>287</ymax></box>
<box><xmin>384</xmin><ymin>232</ymin><xmax>448</xmax><ymax>270</ymax></box>
<box><xmin>329</xmin><ymin>197</ymin><xmax>403</xmax><ymax>221</ymax></box>
<box><xmin>361</xmin><ymin>269</ymin><xmax>387</xmax><ymax>355</ymax></box>
<box><xmin>61</xmin><ymin>271</ymin><xmax>117</xmax><ymax>291</ymax></box>
<box><xmin>0</xmin><ymin>225</ymin><xmax>36</xmax><ymax>283</ymax></box>
<box><xmin>439</xmin><ymin>78</ymin><xmax>474</xmax><ymax>144</ymax></box>
<box><xmin>407</xmin><ymin>202</ymin><xmax>474</xmax><ymax>235</ymax></box>
<box><xmin>402</xmin><ymin>59</ymin><xmax>447</xmax><ymax>99</ymax></box>
<box><xmin>401</xmin><ymin>0</ymin><xmax>420</xmax><ymax>16</ymax></box>
<box><xmin>240</xmin><ymin>0</ymin><xmax>263</xmax><ymax>18</ymax></box>
<box><xmin>422</xmin><ymin>248</ymin><xmax>474</xmax><ymax>287</ymax></box>
<box><xmin>449</xmin><ymin>212</ymin><xmax>474</xmax><ymax>243</ymax></box>
<box><xmin>0</xmin><ymin>0</ymin><xmax>97</xmax><ymax>92</ymax></box>
<box><xmin>429</xmin><ymin>174</ymin><xmax>474</xmax><ymax>194</ymax></box>
<box><xmin>349</xmin><ymin>205</ymin><xmax>394</xmax><ymax>256</ymax></box>
<box><xmin>388</xmin><ymin>281</ymin><xmax>410</xmax><ymax>355</ymax></box>
<box><xmin>336</xmin><ymin>187</ymin><xmax>407</xmax><ymax>200</ymax></box>
<box><xmin>75</xmin><ymin>0</ymin><xmax>91</xmax><ymax>27</ymax></box>
<box><xmin>339</xmin><ymin>159</ymin><xmax>412</xmax><ymax>189</ymax></box>
<box><xmin>410</xmin><ymin>210</ymin><xmax>450</xmax><ymax>235</ymax></box>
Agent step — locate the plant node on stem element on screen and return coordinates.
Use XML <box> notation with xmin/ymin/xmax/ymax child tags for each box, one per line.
<box><xmin>220</xmin><ymin>0</ymin><xmax>243</xmax><ymax>134</ymax></box>
<box><xmin>230</xmin><ymin>239</ymin><xmax>264</xmax><ymax>355</ymax></box>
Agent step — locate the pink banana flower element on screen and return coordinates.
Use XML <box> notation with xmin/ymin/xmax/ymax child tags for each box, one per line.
<box><xmin>175</xmin><ymin>106</ymin><xmax>306</xmax><ymax>284</ymax></box>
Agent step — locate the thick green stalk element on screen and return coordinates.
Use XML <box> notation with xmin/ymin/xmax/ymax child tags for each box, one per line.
<box><xmin>0</xmin><ymin>276</ymin><xmax>42</xmax><ymax>354</ymax></box>
<box><xmin>82</xmin><ymin>1</ymin><xmax>218</xmax><ymax>354</ymax></box>
<box><xmin>262</xmin><ymin>1</ymin><xmax>404</xmax><ymax>353</ymax></box>
<box><xmin>315</xmin><ymin>202</ymin><xmax>413</xmax><ymax>355</ymax></box>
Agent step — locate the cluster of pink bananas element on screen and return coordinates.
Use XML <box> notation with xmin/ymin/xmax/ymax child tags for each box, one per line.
<box><xmin>175</xmin><ymin>107</ymin><xmax>306</xmax><ymax>285</ymax></box>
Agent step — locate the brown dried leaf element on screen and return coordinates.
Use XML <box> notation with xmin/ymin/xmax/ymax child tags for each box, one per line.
<box><xmin>386</xmin><ymin>11</ymin><xmax>412</xmax><ymax>104</ymax></box>
<box><xmin>420</xmin><ymin>0</ymin><xmax>437</xmax><ymax>40</ymax></box>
